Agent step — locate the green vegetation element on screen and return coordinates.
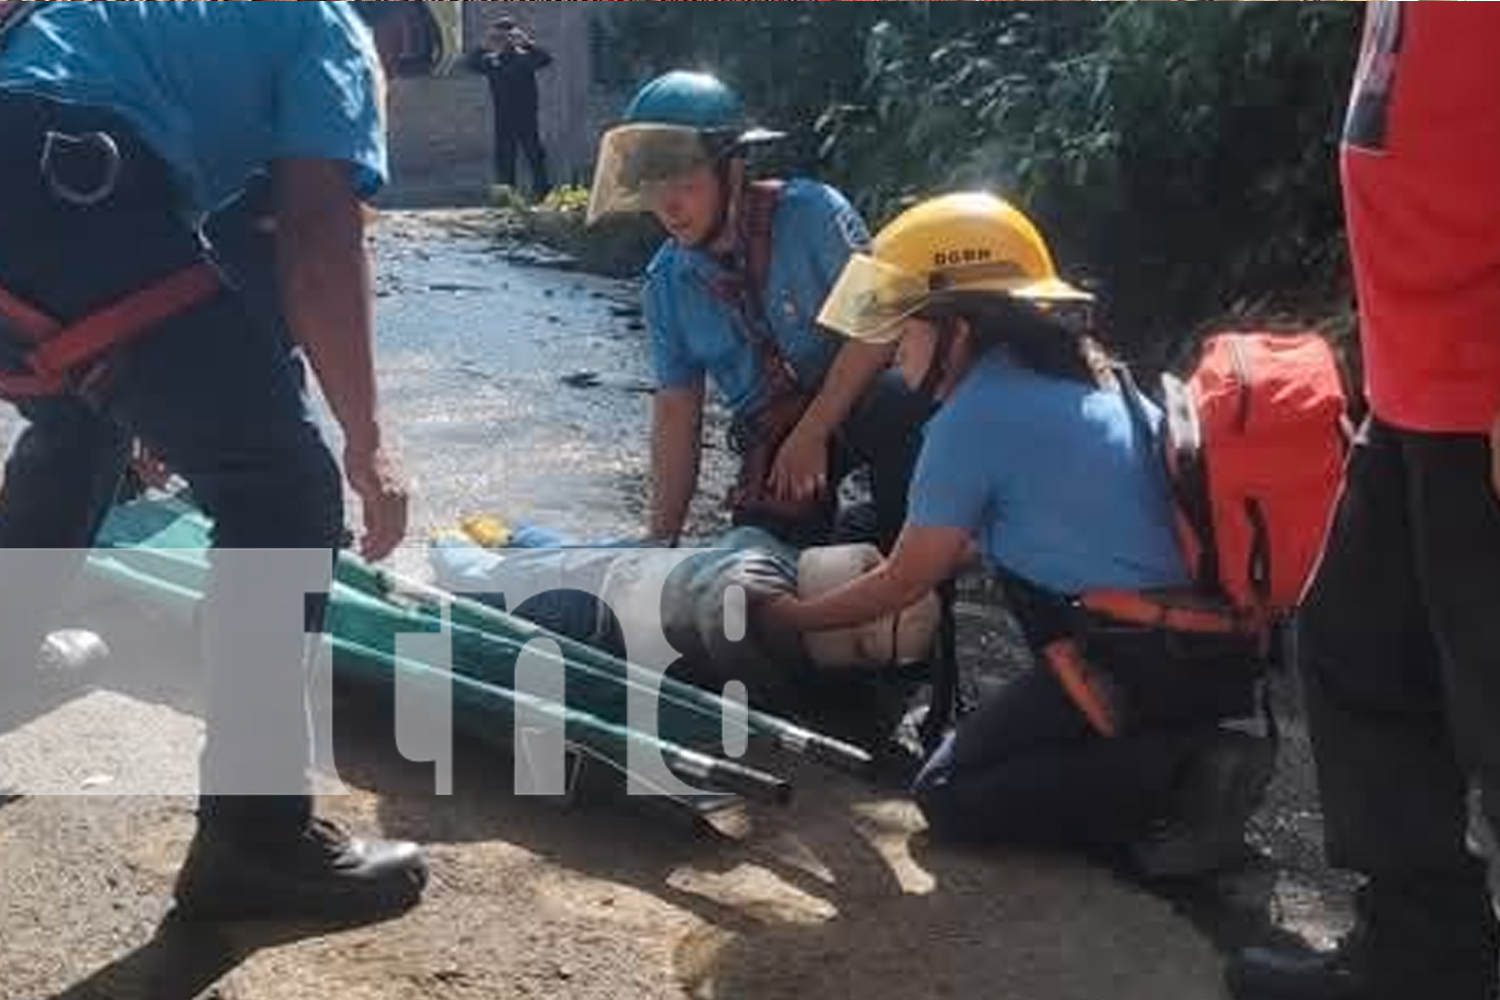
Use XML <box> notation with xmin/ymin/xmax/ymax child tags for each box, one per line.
<box><xmin>593</xmin><ymin>1</ymin><xmax>1365</xmax><ymax>364</ymax></box>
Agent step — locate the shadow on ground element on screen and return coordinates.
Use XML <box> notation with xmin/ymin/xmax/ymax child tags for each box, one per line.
<box><xmin>348</xmin><ymin>691</ymin><xmax>1232</xmax><ymax>1000</ymax></box>
<box><xmin>1</xmin><ymin>593</ymin><xmax>1352</xmax><ymax>1000</ymax></box>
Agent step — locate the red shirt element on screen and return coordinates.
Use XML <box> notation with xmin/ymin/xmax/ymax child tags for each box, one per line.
<box><xmin>1342</xmin><ymin>2</ymin><xmax>1500</xmax><ymax>434</ymax></box>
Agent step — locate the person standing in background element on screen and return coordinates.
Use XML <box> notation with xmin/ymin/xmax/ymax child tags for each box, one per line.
<box><xmin>470</xmin><ymin>15</ymin><xmax>552</xmax><ymax>200</ymax></box>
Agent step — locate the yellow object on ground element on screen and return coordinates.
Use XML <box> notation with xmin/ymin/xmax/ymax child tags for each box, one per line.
<box><xmin>460</xmin><ymin>514</ymin><xmax>514</xmax><ymax>550</ymax></box>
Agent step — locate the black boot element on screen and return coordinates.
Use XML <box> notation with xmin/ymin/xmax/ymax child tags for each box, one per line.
<box><xmin>173</xmin><ymin>816</ymin><xmax>428</xmax><ymax>923</ymax></box>
<box><xmin>1227</xmin><ymin>886</ymin><xmax>1500</xmax><ymax>1000</ymax></box>
<box><xmin>1129</xmin><ymin>728</ymin><xmax>1276</xmax><ymax>880</ymax></box>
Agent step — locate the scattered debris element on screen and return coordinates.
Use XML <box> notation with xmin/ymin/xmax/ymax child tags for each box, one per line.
<box><xmin>428</xmin><ymin>281</ymin><xmax>490</xmax><ymax>294</ymax></box>
<box><xmin>558</xmin><ymin>371</ymin><xmax>655</xmax><ymax>395</ymax></box>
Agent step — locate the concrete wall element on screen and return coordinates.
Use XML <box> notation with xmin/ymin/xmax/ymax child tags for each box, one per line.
<box><xmin>385</xmin><ymin>2</ymin><xmax>623</xmax><ymax>207</ymax></box>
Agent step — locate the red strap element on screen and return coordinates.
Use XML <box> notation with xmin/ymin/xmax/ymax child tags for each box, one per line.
<box><xmin>731</xmin><ymin>180</ymin><xmax>801</xmax><ymax>401</ymax></box>
<box><xmin>0</xmin><ymin>286</ymin><xmax>65</xmax><ymax>397</ymax></box>
<box><xmin>742</xmin><ymin>180</ymin><xmax>784</xmax><ymax>299</ymax></box>
<box><xmin>1042</xmin><ymin>640</ymin><xmax>1120</xmax><ymax>738</ymax></box>
<box><xmin>0</xmin><ymin>285</ymin><xmax>60</xmax><ymax>343</ymax></box>
<box><xmin>0</xmin><ymin>262</ymin><xmax>221</xmax><ymax>399</ymax></box>
<box><xmin>0</xmin><ymin>370</ymin><xmax>64</xmax><ymax>398</ymax></box>
<box><xmin>30</xmin><ymin>263</ymin><xmax>220</xmax><ymax>378</ymax></box>
<box><xmin>1080</xmin><ymin>590</ymin><xmax>1264</xmax><ymax>637</ymax></box>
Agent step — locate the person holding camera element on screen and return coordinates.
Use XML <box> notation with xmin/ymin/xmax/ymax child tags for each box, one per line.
<box><xmin>469</xmin><ymin>15</ymin><xmax>552</xmax><ymax>200</ymax></box>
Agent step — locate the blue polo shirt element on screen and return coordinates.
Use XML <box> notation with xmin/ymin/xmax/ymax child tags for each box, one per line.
<box><xmin>909</xmin><ymin>353</ymin><xmax>1188</xmax><ymax>596</ymax></box>
<box><xmin>644</xmin><ymin>179</ymin><xmax>869</xmax><ymax>419</ymax></box>
<box><xmin>0</xmin><ymin>0</ymin><xmax>387</xmax><ymax>215</ymax></box>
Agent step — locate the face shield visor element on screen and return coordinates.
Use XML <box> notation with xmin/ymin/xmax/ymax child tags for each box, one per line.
<box><xmin>816</xmin><ymin>254</ymin><xmax>933</xmax><ymax>344</ymax></box>
<box><xmin>587</xmin><ymin>124</ymin><xmax>718</xmax><ymax>225</ymax></box>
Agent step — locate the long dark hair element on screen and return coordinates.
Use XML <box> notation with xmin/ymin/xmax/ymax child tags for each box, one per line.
<box><xmin>922</xmin><ymin>290</ymin><xmax>1113</xmax><ymax>388</ymax></box>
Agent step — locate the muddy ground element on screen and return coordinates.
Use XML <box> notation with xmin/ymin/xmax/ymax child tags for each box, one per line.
<box><xmin>0</xmin><ymin>212</ymin><xmax>1353</xmax><ymax>1000</ymax></box>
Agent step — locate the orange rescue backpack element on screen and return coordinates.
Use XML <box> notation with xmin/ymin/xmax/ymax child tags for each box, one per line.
<box><xmin>1056</xmin><ymin>332</ymin><xmax>1351</xmax><ymax>738</ymax></box>
<box><xmin>1157</xmin><ymin>332</ymin><xmax>1350</xmax><ymax>618</ymax></box>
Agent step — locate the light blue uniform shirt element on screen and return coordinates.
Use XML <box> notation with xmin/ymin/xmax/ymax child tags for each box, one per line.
<box><xmin>0</xmin><ymin>0</ymin><xmax>387</xmax><ymax>215</ymax></box>
<box><xmin>643</xmin><ymin>179</ymin><xmax>869</xmax><ymax>419</ymax></box>
<box><xmin>909</xmin><ymin>353</ymin><xmax>1189</xmax><ymax>596</ymax></box>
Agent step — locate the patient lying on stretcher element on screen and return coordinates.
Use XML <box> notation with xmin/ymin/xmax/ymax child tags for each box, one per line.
<box><xmin>428</xmin><ymin>516</ymin><xmax>943</xmax><ymax>714</ymax></box>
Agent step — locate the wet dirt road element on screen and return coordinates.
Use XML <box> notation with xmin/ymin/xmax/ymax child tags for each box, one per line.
<box><xmin>371</xmin><ymin>211</ymin><xmax>658</xmax><ymax>550</ymax></box>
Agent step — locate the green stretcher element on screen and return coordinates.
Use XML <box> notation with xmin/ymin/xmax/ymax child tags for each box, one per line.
<box><xmin>81</xmin><ymin>497</ymin><xmax>874</xmax><ymax>814</ymax></box>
